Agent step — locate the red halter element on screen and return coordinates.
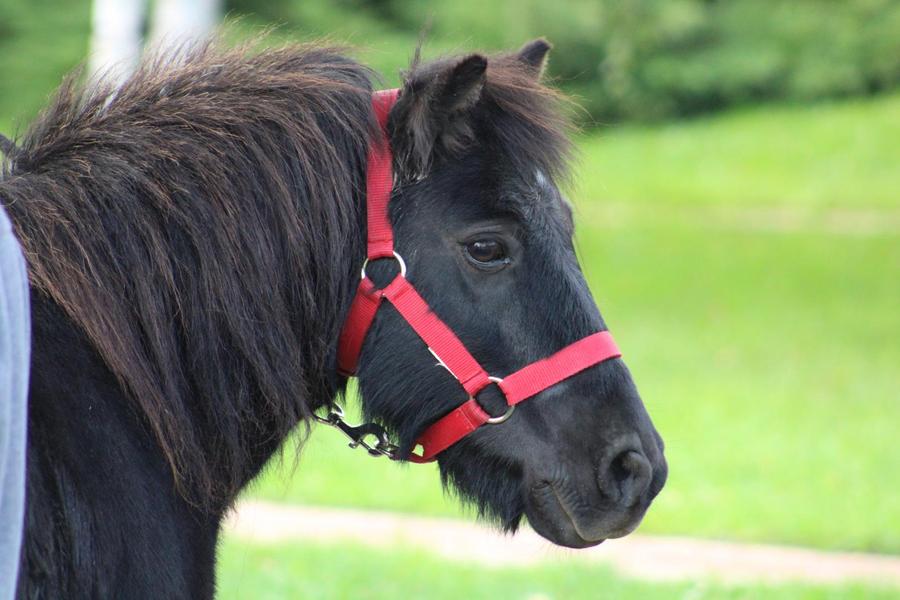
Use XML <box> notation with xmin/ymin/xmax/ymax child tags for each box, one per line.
<box><xmin>337</xmin><ymin>89</ymin><xmax>622</xmax><ymax>463</ymax></box>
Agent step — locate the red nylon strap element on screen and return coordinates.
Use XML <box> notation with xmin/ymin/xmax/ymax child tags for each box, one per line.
<box><xmin>409</xmin><ymin>331</ymin><xmax>622</xmax><ymax>462</ymax></box>
<box><xmin>407</xmin><ymin>399</ymin><xmax>489</xmax><ymax>464</ymax></box>
<box><xmin>382</xmin><ymin>276</ymin><xmax>492</xmax><ymax>396</ymax></box>
<box><xmin>336</xmin><ymin>278</ymin><xmax>382</xmax><ymax>376</ymax></box>
<box><xmin>336</xmin><ymin>89</ymin><xmax>399</xmax><ymax>374</ymax></box>
<box><xmin>366</xmin><ymin>89</ymin><xmax>400</xmax><ymax>259</ymax></box>
<box><xmin>499</xmin><ymin>331</ymin><xmax>620</xmax><ymax>405</ymax></box>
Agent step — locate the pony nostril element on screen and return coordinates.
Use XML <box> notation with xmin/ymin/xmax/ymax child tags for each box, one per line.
<box><xmin>601</xmin><ymin>450</ymin><xmax>652</xmax><ymax>508</ymax></box>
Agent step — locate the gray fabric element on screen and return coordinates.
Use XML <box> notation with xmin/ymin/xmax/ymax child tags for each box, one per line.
<box><xmin>0</xmin><ymin>204</ymin><xmax>29</xmax><ymax>599</ymax></box>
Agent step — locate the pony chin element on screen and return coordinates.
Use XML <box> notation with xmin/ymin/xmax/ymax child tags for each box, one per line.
<box><xmin>437</xmin><ymin>445</ymin><xmax>527</xmax><ymax>533</ymax></box>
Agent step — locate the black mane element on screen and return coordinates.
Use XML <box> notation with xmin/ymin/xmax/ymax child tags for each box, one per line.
<box><xmin>2</xmin><ymin>41</ymin><xmax>374</xmax><ymax>506</ymax></box>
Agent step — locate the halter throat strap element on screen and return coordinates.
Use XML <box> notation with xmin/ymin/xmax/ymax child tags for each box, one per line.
<box><xmin>336</xmin><ymin>89</ymin><xmax>622</xmax><ymax>462</ymax></box>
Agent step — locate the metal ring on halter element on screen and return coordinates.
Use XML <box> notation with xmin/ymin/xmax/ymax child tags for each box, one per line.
<box><xmin>361</xmin><ymin>251</ymin><xmax>407</xmax><ymax>280</ymax></box>
<box><xmin>483</xmin><ymin>376</ymin><xmax>515</xmax><ymax>424</ymax></box>
<box><xmin>429</xmin><ymin>357</ymin><xmax>515</xmax><ymax>424</ymax></box>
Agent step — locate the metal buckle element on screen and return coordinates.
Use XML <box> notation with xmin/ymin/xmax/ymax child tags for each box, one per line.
<box><xmin>360</xmin><ymin>251</ymin><xmax>407</xmax><ymax>280</ymax></box>
<box><xmin>313</xmin><ymin>403</ymin><xmax>400</xmax><ymax>459</ymax></box>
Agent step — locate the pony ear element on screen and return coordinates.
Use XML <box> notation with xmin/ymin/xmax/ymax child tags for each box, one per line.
<box><xmin>517</xmin><ymin>38</ymin><xmax>551</xmax><ymax>77</ymax></box>
<box><xmin>394</xmin><ymin>54</ymin><xmax>488</xmax><ymax>176</ymax></box>
<box><xmin>441</xmin><ymin>54</ymin><xmax>488</xmax><ymax>112</ymax></box>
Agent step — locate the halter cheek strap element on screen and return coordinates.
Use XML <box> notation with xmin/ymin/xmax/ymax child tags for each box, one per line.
<box><xmin>337</xmin><ymin>89</ymin><xmax>622</xmax><ymax>463</ymax></box>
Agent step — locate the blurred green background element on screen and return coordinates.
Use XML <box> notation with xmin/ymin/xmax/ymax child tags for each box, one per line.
<box><xmin>2</xmin><ymin>0</ymin><xmax>898</xmax><ymax>598</ymax></box>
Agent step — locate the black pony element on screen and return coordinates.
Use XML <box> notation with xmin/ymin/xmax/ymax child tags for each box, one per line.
<box><xmin>1</xmin><ymin>39</ymin><xmax>666</xmax><ymax>598</ymax></box>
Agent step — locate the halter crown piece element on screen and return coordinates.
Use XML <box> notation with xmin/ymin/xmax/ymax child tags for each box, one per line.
<box><xmin>336</xmin><ymin>89</ymin><xmax>623</xmax><ymax>462</ymax></box>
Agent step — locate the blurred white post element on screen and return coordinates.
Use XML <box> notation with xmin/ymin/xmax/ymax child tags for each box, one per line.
<box><xmin>149</xmin><ymin>0</ymin><xmax>222</xmax><ymax>50</ymax></box>
<box><xmin>88</xmin><ymin>0</ymin><xmax>145</xmax><ymax>83</ymax></box>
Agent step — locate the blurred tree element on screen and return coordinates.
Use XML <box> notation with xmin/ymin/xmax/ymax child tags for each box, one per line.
<box><xmin>149</xmin><ymin>0</ymin><xmax>222</xmax><ymax>48</ymax></box>
<box><xmin>3</xmin><ymin>0</ymin><xmax>897</xmax><ymax>125</ymax></box>
<box><xmin>223</xmin><ymin>0</ymin><xmax>900</xmax><ymax>122</ymax></box>
<box><xmin>89</xmin><ymin>0</ymin><xmax>222</xmax><ymax>83</ymax></box>
<box><xmin>88</xmin><ymin>0</ymin><xmax>143</xmax><ymax>82</ymax></box>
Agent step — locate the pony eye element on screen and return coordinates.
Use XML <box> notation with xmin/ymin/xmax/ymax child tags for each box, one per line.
<box><xmin>465</xmin><ymin>240</ymin><xmax>508</xmax><ymax>267</ymax></box>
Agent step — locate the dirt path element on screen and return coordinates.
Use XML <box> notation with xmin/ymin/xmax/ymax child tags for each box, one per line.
<box><xmin>227</xmin><ymin>501</ymin><xmax>900</xmax><ymax>586</ymax></box>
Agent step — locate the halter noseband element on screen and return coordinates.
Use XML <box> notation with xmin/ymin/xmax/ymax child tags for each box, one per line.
<box><xmin>336</xmin><ymin>89</ymin><xmax>622</xmax><ymax>462</ymax></box>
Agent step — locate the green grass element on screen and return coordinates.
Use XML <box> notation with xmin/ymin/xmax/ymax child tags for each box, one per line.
<box><xmin>246</xmin><ymin>95</ymin><xmax>900</xmax><ymax>554</ymax></box>
<box><xmin>217</xmin><ymin>538</ymin><xmax>898</xmax><ymax>600</ymax></box>
<box><xmin>0</xmin><ymin>0</ymin><xmax>91</xmax><ymax>136</ymax></box>
<box><xmin>576</xmin><ymin>95</ymin><xmax>900</xmax><ymax>210</ymax></box>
